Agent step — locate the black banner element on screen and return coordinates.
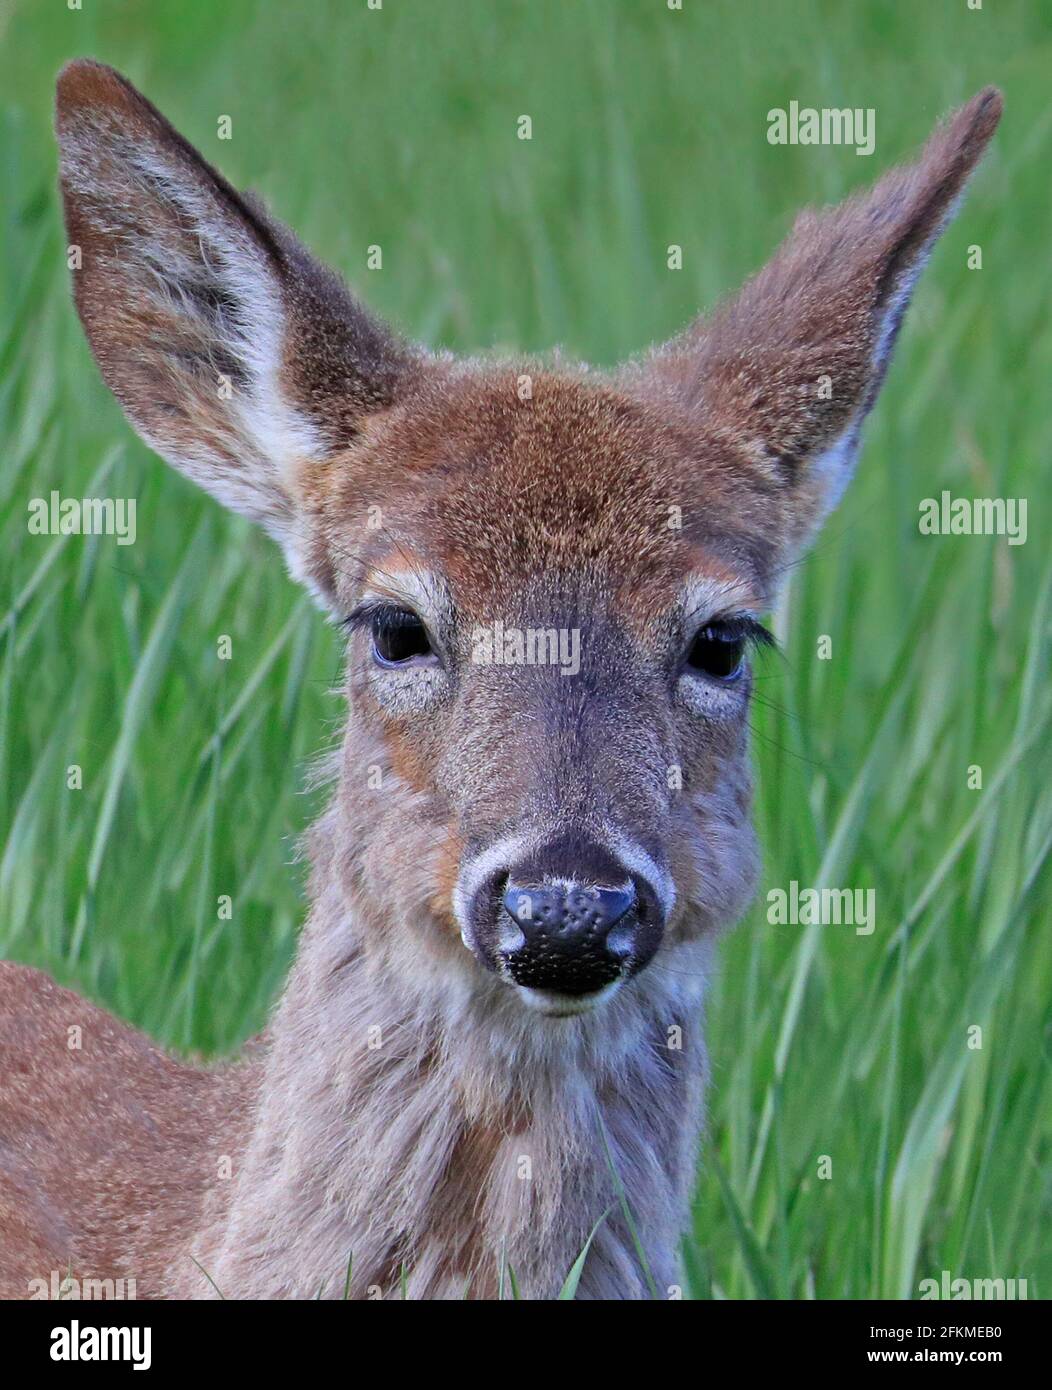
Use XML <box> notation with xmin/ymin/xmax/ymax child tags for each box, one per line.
<box><xmin>8</xmin><ymin>1298</ymin><xmax>1044</xmax><ymax>1374</ymax></box>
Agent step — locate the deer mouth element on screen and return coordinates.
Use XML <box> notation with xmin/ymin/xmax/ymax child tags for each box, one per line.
<box><xmin>511</xmin><ymin>978</ymin><xmax>626</xmax><ymax>1017</ymax></box>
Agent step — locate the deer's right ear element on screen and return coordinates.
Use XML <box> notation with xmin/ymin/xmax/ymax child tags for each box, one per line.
<box><xmin>56</xmin><ymin>60</ymin><xmax>418</xmax><ymax>606</ymax></box>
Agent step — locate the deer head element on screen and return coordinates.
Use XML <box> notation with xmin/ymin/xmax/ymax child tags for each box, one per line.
<box><xmin>56</xmin><ymin>63</ymin><xmax>1000</xmax><ymax>1020</ymax></box>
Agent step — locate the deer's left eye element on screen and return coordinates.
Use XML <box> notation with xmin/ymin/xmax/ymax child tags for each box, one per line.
<box><xmin>685</xmin><ymin>624</ymin><xmax>747</xmax><ymax>681</ymax></box>
<box><xmin>370</xmin><ymin>607</ymin><xmax>435</xmax><ymax>666</ymax></box>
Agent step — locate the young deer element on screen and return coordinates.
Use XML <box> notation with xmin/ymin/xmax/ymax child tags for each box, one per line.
<box><xmin>0</xmin><ymin>63</ymin><xmax>1000</xmax><ymax>1300</ymax></box>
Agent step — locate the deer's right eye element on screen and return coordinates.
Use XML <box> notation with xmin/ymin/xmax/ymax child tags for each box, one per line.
<box><xmin>369</xmin><ymin>607</ymin><xmax>435</xmax><ymax>666</ymax></box>
<box><xmin>686</xmin><ymin>624</ymin><xmax>746</xmax><ymax>681</ymax></box>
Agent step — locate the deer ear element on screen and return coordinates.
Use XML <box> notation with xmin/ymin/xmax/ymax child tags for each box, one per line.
<box><xmin>636</xmin><ymin>88</ymin><xmax>1002</xmax><ymax>557</ymax></box>
<box><xmin>55</xmin><ymin>60</ymin><xmax>418</xmax><ymax>602</ymax></box>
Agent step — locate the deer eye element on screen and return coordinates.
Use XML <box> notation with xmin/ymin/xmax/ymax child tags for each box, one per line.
<box><xmin>685</xmin><ymin>623</ymin><xmax>747</xmax><ymax>681</ymax></box>
<box><xmin>370</xmin><ymin>607</ymin><xmax>435</xmax><ymax>667</ymax></box>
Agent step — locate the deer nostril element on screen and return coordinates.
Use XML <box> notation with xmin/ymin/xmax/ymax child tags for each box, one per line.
<box><xmin>488</xmin><ymin>872</ymin><xmax>526</xmax><ymax>955</ymax></box>
<box><xmin>606</xmin><ymin>917</ymin><xmax>638</xmax><ymax>961</ymax></box>
<box><xmin>593</xmin><ymin>885</ymin><xmax>636</xmax><ymax>928</ymax></box>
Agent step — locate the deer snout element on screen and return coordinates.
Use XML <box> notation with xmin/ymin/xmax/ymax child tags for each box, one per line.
<box><xmin>500</xmin><ymin>881</ymin><xmax>638</xmax><ymax>995</ymax></box>
<box><xmin>456</xmin><ymin>833</ymin><xmax>668</xmax><ymax>1010</ymax></box>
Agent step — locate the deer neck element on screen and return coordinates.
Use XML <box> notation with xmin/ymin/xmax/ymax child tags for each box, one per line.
<box><xmin>188</xmin><ymin>819</ymin><xmax>711</xmax><ymax>1300</ymax></box>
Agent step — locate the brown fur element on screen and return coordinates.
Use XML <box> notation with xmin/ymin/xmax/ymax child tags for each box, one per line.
<box><xmin>0</xmin><ymin>64</ymin><xmax>1000</xmax><ymax>1299</ymax></box>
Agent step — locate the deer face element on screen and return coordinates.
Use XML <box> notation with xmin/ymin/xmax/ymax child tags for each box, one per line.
<box><xmin>56</xmin><ymin>63</ymin><xmax>1000</xmax><ymax>1015</ymax></box>
<box><xmin>323</xmin><ymin>372</ymin><xmax>773</xmax><ymax>1012</ymax></box>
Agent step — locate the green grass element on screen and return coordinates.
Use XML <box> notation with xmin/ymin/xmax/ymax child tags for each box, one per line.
<box><xmin>2</xmin><ymin>0</ymin><xmax>1050</xmax><ymax>1299</ymax></box>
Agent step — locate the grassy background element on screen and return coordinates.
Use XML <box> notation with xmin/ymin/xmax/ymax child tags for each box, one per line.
<box><xmin>1</xmin><ymin>0</ymin><xmax>1049</xmax><ymax>1298</ymax></box>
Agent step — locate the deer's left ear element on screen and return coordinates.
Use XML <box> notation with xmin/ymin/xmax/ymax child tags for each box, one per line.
<box><xmin>634</xmin><ymin>88</ymin><xmax>1002</xmax><ymax>558</ymax></box>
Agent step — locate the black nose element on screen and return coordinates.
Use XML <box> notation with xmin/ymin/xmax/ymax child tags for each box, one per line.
<box><xmin>499</xmin><ymin>879</ymin><xmax>639</xmax><ymax>995</ymax></box>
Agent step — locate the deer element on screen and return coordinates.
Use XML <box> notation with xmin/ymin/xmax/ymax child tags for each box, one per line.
<box><xmin>0</xmin><ymin>62</ymin><xmax>1001</xmax><ymax>1300</ymax></box>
